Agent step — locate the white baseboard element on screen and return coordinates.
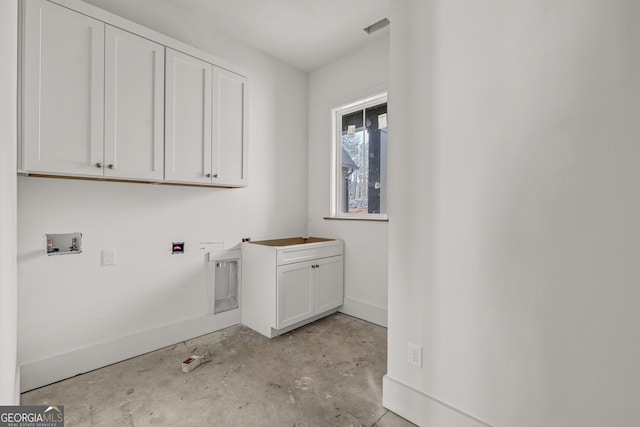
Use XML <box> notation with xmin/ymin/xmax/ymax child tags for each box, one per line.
<box><xmin>383</xmin><ymin>375</ymin><xmax>492</xmax><ymax>427</ymax></box>
<box><xmin>268</xmin><ymin>309</ymin><xmax>339</xmax><ymax>338</ymax></box>
<box><xmin>339</xmin><ymin>296</ymin><xmax>387</xmax><ymax>327</ymax></box>
<box><xmin>20</xmin><ymin>310</ymin><xmax>240</xmax><ymax>392</ymax></box>
<box><xmin>14</xmin><ymin>366</ymin><xmax>20</xmax><ymax>405</ymax></box>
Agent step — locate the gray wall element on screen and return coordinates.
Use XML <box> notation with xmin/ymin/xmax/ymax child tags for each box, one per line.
<box><xmin>385</xmin><ymin>0</ymin><xmax>640</xmax><ymax>425</ymax></box>
<box><xmin>18</xmin><ymin>0</ymin><xmax>309</xmax><ymax>391</ymax></box>
<box><xmin>308</xmin><ymin>36</ymin><xmax>390</xmax><ymax>326</ymax></box>
<box><xmin>0</xmin><ymin>0</ymin><xmax>18</xmax><ymax>405</ymax></box>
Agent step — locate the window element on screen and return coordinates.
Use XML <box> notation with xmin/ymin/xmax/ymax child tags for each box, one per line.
<box><xmin>330</xmin><ymin>92</ymin><xmax>388</xmax><ymax>219</ymax></box>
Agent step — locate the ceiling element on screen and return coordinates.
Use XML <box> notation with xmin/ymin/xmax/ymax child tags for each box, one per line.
<box><xmin>156</xmin><ymin>0</ymin><xmax>392</xmax><ymax>71</ymax></box>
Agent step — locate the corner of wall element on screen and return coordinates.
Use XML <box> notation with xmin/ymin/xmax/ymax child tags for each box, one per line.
<box><xmin>14</xmin><ymin>366</ymin><xmax>20</xmax><ymax>405</ymax></box>
<box><xmin>0</xmin><ymin>0</ymin><xmax>19</xmax><ymax>407</ymax></box>
<box><xmin>383</xmin><ymin>375</ymin><xmax>492</xmax><ymax>427</ymax></box>
<box><xmin>339</xmin><ymin>296</ymin><xmax>387</xmax><ymax>327</ymax></box>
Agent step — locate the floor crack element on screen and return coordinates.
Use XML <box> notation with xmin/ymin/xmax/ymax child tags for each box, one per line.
<box><xmin>372</xmin><ymin>409</ymin><xmax>388</xmax><ymax>426</ymax></box>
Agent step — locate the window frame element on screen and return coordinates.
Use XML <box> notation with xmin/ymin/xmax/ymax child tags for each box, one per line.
<box><xmin>329</xmin><ymin>91</ymin><xmax>388</xmax><ymax>221</ymax></box>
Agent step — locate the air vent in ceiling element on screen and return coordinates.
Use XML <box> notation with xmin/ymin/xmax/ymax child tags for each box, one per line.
<box><xmin>363</xmin><ymin>18</ymin><xmax>390</xmax><ymax>35</ymax></box>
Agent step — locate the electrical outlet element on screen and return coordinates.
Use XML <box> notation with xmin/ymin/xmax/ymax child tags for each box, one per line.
<box><xmin>102</xmin><ymin>249</ymin><xmax>116</xmax><ymax>266</ymax></box>
<box><xmin>407</xmin><ymin>343</ymin><xmax>422</xmax><ymax>368</ymax></box>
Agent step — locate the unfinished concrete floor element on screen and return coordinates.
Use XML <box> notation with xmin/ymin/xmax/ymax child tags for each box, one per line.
<box><xmin>22</xmin><ymin>313</ymin><xmax>415</xmax><ymax>426</ymax></box>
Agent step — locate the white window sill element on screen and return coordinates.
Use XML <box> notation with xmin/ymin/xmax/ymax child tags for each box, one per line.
<box><xmin>323</xmin><ymin>215</ymin><xmax>388</xmax><ymax>222</ymax></box>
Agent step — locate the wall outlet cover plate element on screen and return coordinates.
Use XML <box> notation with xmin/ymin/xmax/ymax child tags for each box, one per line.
<box><xmin>408</xmin><ymin>342</ymin><xmax>423</xmax><ymax>368</ymax></box>
<box><xmin>102</xmin><ymin>249</ymin><xmax>116</xmax><ymax>266</ymax></box>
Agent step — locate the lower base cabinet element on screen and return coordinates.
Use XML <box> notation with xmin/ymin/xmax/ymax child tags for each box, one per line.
<box><xmin>242</xmin><ymin>238</ymin><xmax>344</xmax><ymax>338</ymax></box>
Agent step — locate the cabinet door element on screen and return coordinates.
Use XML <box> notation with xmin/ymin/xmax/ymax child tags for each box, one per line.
<box><xmin>104</xmin><ymin>26</ymin><xmax>164</xmax><ymax>180</ymax></box>
<box><xmin>277</xmin><ymin>261</ymin><xmax>315</xmax><ymax>330</ymax></box>
<box><xmin>165</xmin><ymin>48</ymin><xmax>212</xmax><ymax>183</ymax></box>
<box><xmin>314</xmin><ymin>256</ymin><xmax>344</xmax><ymax>314</ymax></box>
<box><xmin>22</xmin><ymin>0</ymin><xmax>104</xmax><ymax>176</ymax></box>
<box><xmin>212</xmin><ymin>67</ymin><xmax>248</xmax><ymax>187</ymax></box>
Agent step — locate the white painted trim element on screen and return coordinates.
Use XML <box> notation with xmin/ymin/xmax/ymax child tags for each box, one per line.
<box><xmin>382</xmin><ymin>375</ymin><xmax>492</xmax><ymax>427</ymax></box>
<box><xmin>14</xmin><ymin>367</ymin><xmax>20</xmax><ymax>405</ymax></box>
<box><xmin>339</xmin><ymin>296</ymin><xmax>387</xmax><ymax>327</ymax></box>
<box><xmin>330</xmin><ymin>89</ymin><xmax>389</xmax><ymax>218</ymax></box>
<box><xmin>269</xmin><ymin>308</ymin><xmax>339</xmax><ymax>338</ymax></box>
<box><xmin>0</xmin><ymin>0</ymin><xmax>18</xmax><ymax>406</ymax></box>
<box><xmin>20</xmin><ymin>311</ymin><xmax>240</xmax><ymax>392</ymax></box>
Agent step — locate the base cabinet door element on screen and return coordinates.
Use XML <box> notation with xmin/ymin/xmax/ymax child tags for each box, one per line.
<box><xmin>22</xmin><ymin>0</ymin><xmax>104</xmax><ymax>176</ymax></box>
<box><xmin>314</xmin><ymin>256</ymin><xmax>344</xmax><ymax>314</ymax></box>
<box><xmin>277</xmin><ymin>261</ymin><xmax>314</xmax><ymax>330</ymax></box>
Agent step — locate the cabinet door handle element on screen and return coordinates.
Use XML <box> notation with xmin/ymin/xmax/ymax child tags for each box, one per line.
<box><xmin>205</xmin><ymin>173</ymin><xmax>211</xmax><ymax>178</ymax></box>
<box><xmin>95</xmin><ymin>162</ymin><xmax>102</xmax><ymax>168</ymax></box>
<box><xmin>213</xmin><ymin>174</ymin><xmax>218</xmax><ymax>178</ymax></box>
<box><xmin>107</xmin><ymin>164</ymin><xmax>115</xmax><ymax>169</ymax></box>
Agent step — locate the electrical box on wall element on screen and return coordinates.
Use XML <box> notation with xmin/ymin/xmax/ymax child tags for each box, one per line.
<box><xmin>172</xmin><ymin>242</ymin><xmax>185</xmax><ymax>254</ymax></box>
<box><xmin>45</xmin><ymin>232</ymin><xmax>82</xmax><ymax>255</ymax></box>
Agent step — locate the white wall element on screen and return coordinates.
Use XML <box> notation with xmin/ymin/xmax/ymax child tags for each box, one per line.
<box><xmin>308</xmin><ymin>36</ymin><xmax>389</xmax><ymax>326</ymax></box>
<box><xmin>0</xmin><ymin>0</ymin><xmax>18</xmax><ymax>406</ymax></box>
<box><xmin>384</xmin><ymin>1</ymin><xmax>640</xmax><ymax>426</ymax></box>
<box><xmin>18</xmin><ymin>0</ymin><xmax>309</xmax><ymax>391</ymax></box>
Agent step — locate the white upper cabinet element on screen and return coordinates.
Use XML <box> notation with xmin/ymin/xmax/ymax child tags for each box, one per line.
<box><xmin>165</xmin><ymin>49</ymin><xmax>249</xmax><ymax>187</ymax></box>
<box><xmin>164</xmin><ymin>48</ymin><xmax>213</xmax><ymax>184</ymax></box>
<box><xmin>21</xmin><ymin>0</ymin><xmax>105</xmax><ymax>176</ymax></box>
<box><xmin>212</xmin><ymin>67</ymin><xmax>249</xmax><ymax>186</ymax></box>
<box><xmin>104</xmin><ymin>26</ymin><xmax>165</xmax><ymax>181</ymax></box>
<box><xmin>21</xmin><ymin>0</ymin><xmax>248</xmax><ymax>187</ymax></box>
